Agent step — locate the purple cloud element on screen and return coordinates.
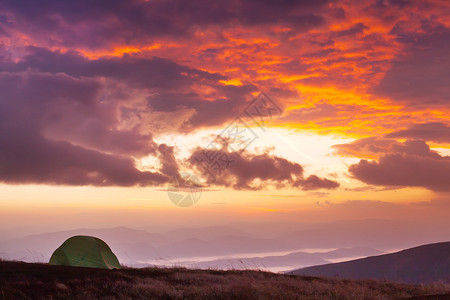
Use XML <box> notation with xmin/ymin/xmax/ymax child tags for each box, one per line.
<box><xmin>0</xmin><ymin>0</ymin><xmax>330</xmax><ymax>48</ymax></box>
<box><xmin>386</xmin><ymin>123</ymin><xmax>450</xmax><ymax>144</ymax></box>
<box><xmin>333</xmin><ymin>137</ymin><xmax>442</xmax><ymax>159</ymax></box>
<box><xmin>349</xmin><ymin>153</ymin><xmax>450</xmax><ymax>192</ymax></box>
<box><xmin>2</xmin><ymin>46</ymin><xmax>258</xmax><ymax>131</ymax></box>
<box><xmin>188</xmin><ymin>145</ymin><xmax>339</xmax><ymax>190</ymax></box>
<box><xmin>373</xmin><ymin>23</ymin><xmax>450</xmax><ymax>106</ymax></box>
<box><xmin>334</xmin><ymin>137</ymin><xmax>450</xmax><ymax>192</ymax></box>
<box><xmin>0</xmin><ymin>71</ymin><xmax>168</xmax><ymax>186</ymax></box>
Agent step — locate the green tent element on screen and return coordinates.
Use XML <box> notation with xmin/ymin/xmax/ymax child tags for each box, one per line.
<box><xmin>49</xmin><ymin>235</ymin><xmax>121</xmax><ymax>269</ymax></box>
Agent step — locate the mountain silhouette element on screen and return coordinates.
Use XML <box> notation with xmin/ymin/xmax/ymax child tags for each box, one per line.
<box><xmin>288</xmin><ymin>242</ymin><xmax>450</xmax><ymax>284</ymax></box>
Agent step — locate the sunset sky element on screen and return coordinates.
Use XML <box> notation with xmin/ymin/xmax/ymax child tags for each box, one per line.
<box><xmin>0</xmin><ymin>0</ymin><xmax>449</xmax><ymax>239</ymax></box>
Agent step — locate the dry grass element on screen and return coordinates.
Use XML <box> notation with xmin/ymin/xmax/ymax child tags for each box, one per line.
<box><xmin>0</xmin><ymin>261</ymin><xmax>449</xmax><ymax>299</ymax></box>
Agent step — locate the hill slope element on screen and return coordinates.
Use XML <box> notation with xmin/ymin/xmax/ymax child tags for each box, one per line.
<box><xmin>0</xmin><ymin>261</ymin><xmax>449</xmax><ymax>300</ymax></box>
<box><xmin>288</xmin><ymin>242</ymin><xmax>450</xmax><ymax>284</ymax></box>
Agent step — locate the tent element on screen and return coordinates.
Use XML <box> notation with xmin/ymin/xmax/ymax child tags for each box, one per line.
<box><xmin>49</xmin><ymin>235</ymin><xmax>121</xmax><ymax>269</ymax></box>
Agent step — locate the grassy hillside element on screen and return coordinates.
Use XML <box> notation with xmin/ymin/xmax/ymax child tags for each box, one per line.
<box><xmin>0</xmin><ymin>261</ymin><xmax>449</xmax><ymax>300</ymax></box>
<box><xmin>288</xmin><ymin>242</ymin><xmax>450</xmax><ymax>284</ymax></box>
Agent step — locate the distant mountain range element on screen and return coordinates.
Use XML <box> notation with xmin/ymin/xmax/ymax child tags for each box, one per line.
<box><xmin>0</xmin><ymin>220</ymin><xmax>448</xmax><ymax>273</ymax></box>
<box><xmin>0</xmin><ymin>225</ymin><xmax>383</xmax><ymax>271</ymax></box>
<box><xmin>287</xmin><ymin>242</ymin><xmax>450</xmax><ymax>284</ymax></box>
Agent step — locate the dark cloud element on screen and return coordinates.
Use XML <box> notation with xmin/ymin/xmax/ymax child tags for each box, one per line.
<box><xmin>333</xmin><ymin>137</ymin><xmax>441</xmax><ymax>159</ymax></box>
<box><xmin>370</xmin><ymin>0</ymin><xmax>412</xmax><ymax>9</ymax></box>
<box><xmin>0</xmin><ymin>132</ymin><xmax>168</xmax><ymax>186</ymax></box>
<box><xmin>147</xmin><ymin>86</ymin><xmax>257</xmax><ymax>130</ymax></box>
<box><xmin>349</xmin><ymin>153</ymin><xmax>450</xmax><ymax>192</ymax></box>
<box><xmin>0</xmin><ymin>71</ymin><xmax>168</xmax><ymax>186</ymax></box>
<box><xmin>374</xmin><ymin>23</ymin><xmax>450</xmax><ymax>106</ymax></box>
<box><xmin>0</xmin><ymin>43</ymin><xmax>268</xmax><ymax>187</ymax></box>
<box><xmin>334</xmin><ymin>137</ymin><xmax>450</xmax><ymax>192</ymax></box>
<box><xmin>335</xmin><ymin>23</ymin><xmax>368</xmax><ymax>37</ymax></box>
<box><xmin>0</xmin><ymin>68</ymin><xmax>157</xmax><ymax>157</ymax></box>
<box><xmin>386</xmin><ymin>122</ymin><xmax>450</xmax><ymax>144</ymax></box>
<box><xmin>0</xmin><ymin>0</ymin><xmax>330</xmax><ymax>48</ymax></box>
<box><xmin>188</xmin><ymin>145</ymin><xmax>339</xmax><ymax>190</ymax></box>
<box><xmin>158</xmin><ymin>144</ymin><xmax>180</xmax><ymax>177</ymax></box>
<box><xmin>5</xmin><ymin>46</ymin><xmax>225</xmax><ymax>89</ymax></box>
<box><xmin>293</xmin><ymin>175</ymin><xmax>340</xmax><ymax>191</ymax></box>
<box><xmin>0</xmin><ymin>47</ymin><xmax>264</xmax><ymax>187</ymax></box>
<box><xmin>2</xmin><ymin>46</ymin><xmax>258</xmax><ymax>130</ymax></box>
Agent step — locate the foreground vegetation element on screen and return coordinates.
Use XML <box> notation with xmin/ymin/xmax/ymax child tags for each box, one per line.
<box><xmin>0</xmin><ymin>261</ymin><xmax>449</xmax><ymax>299</ymax></box>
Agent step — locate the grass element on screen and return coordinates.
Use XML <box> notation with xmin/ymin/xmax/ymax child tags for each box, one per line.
<box><xmin>0</xmin><ymin>261</ymin><xmax>449</xmax><ymax>299</ymax></box>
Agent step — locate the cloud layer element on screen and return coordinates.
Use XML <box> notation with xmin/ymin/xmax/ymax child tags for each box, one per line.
<box><xmin>0</xmin><ymin>72</ymin><xmax>168</xmax><ymax>186</ymax></box>
<box><xmin>0</xmin><ymin>0</ymin><xmax>449</xmax><ymax>190</ymax></box>
<box><xmin>386</xmin><ymin>123</ymin><xmax>450</xmax><ymax>144</ymax></box>
<box><xmin>188</xmin><ymin>144</ymin><xmax>339</xmax><ymax>190</ymax></box>
<box><xmin>334</xmin><ymin>137</ymin><xmax>450</xmax><ymax>192</ymax></box>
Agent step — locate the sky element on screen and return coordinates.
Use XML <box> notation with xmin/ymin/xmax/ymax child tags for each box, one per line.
<box><xmin>0</xmin><ymin>0</ymin><xmax>449</xmax><ymax>240</ymax></box>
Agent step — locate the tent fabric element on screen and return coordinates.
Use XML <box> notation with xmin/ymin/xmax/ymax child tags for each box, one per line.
<box><xmin>49</xmin><ymin>235</ymin><xmax>121</xmax><ymax>269</ymax></box>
